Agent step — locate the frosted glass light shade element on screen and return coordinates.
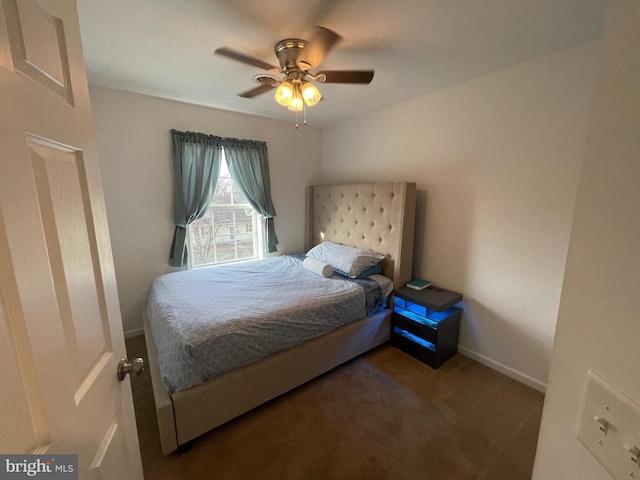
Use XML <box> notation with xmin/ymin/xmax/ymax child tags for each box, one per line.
<box><xmin>301</xmin><ymin>81</ymin><xmax>321</xmax><ymax>106</ymax></box>
<box><xmin>288</xmin><ymin>87</ymin><xmax>304</xmax><ymax>111</ymax></box>
<box><xmin>274</xmin><ymin>80</ymin><xmax>294</xmax><ymax>106</ymax></box>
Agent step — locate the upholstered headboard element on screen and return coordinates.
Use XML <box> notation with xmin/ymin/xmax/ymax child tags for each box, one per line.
<box><xmin>305</xmin><ymin>183</ymin><xmax>416</xmax><ymax>288</ymax></box>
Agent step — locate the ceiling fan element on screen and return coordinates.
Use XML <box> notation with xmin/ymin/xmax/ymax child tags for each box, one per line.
<box><xmin>214</xmin><ymin>26</ymin><xmax>374</xmax><ymax>114</ymax></box>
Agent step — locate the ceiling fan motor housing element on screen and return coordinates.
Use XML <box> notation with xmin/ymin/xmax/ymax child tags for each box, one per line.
<box><xmin>275</xmin><ymin>39</ymin><xmax>307</xmax><ymax>72</ymax></box>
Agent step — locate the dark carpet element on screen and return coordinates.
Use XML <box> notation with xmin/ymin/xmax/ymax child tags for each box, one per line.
<box><xmin>126</xmin><ymin>335</ymin><xmax>543</xmax><ymax>479</ymax></box>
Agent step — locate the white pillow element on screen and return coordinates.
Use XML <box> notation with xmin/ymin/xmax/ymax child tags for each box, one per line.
<box><xmin>306</xmin><ymin>241</ymin><xmax>385</xmax><ymax>278</ymax></box>
<box><xmin>302</xmin><ymin>257</ymin><xmax>334</xmax><ymax>278</ymax></box>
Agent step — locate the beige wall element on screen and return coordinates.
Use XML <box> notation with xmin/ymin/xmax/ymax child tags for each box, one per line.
<box><xmin>89</xmin><ymin>86</ymin><xmax>322</xmax><ymax>335</ymax></box>
<box><xmin>320</xmin><ymin>42</ymin><xmax>600</xmax><ymax>389</ymax></box>
<box><xmin>533</xmin><ymin>1</ymin><xmax>640</xmax><ymax>477</ymax></box>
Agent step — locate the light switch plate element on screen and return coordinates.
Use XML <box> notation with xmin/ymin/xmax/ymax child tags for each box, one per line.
<box><xmin>577</xmin><ymin>371</ymin><xmax>640</xmax><ymax>479</ymax></box>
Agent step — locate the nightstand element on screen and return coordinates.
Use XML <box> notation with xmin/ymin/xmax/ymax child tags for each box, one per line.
<box><xmin>391</xmin><ymin>286</ymin><xmax>463</xmax><ymax>368</ymax></box>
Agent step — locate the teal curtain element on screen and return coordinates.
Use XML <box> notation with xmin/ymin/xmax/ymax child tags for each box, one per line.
<box><xmin>169</xmin><ymin>130</ymin><xmax>278</xmax><ymax>266</ymax></box>
<box><xmin>169</xmin><ymin>130</ymin><xmax>222</xmax><ymax>267</ymax></box>
<box><xmin>224</xmin><ymin>139</ymin><xmax>278</xmax><ymax>253</ymax></box>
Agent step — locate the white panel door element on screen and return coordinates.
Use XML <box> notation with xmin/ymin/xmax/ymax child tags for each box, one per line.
<box><xmin>0</xmin><ymin>0</ymin><xmax>143</xmax><ymax>478</ymax></box>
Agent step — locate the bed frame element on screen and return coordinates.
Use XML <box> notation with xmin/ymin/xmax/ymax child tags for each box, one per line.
<box><xmin>143</xmin><ymin>182</ymin><xmax>416</xmax><ymax>454</ymax></box>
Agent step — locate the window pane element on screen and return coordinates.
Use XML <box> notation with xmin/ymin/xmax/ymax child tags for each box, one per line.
<box><xmin>190</xmin><ymin>235</ymin><xmax>216</xmax><ymax>265</ymax></box>
<box><xmin>231</xmin><ymin>183</ymin><xmax>249</xmax><ymax>205</ymax></box>
<box><xmin>234</xmin><ymin>208</ymin><xmax>252</xmax><ymax>224</ymax></box>
<box><xmin>213</xmin><ymin>208</ymin><xmax>234</xmax><ymax>227</ymax></box>
<box><xmin>236</xmin><ymin>232</ymin><xmax>255</xmax><ymax>259</ymax></box>
<box><xmin>232</xmin><ymin>209</ymin><xmax>249</xmax><ymax>228</ymax></box>
<box><xmin>214</xmin><ymin>236</ymin><xmax>236</xmax><ymax>262</ymax></box>
<box><xmin>213</xmin><ymin>177</ymin><xmax>233</xmax><ymax>205</ymax></box>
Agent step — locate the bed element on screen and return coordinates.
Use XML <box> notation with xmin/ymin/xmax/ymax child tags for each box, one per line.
<box><xmin>143</xmin><ymin>182</ymin><xmax>417</xmax><ymax>454</ymax></box>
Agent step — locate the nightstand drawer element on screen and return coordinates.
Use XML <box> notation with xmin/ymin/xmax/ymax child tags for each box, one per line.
<box><xmin>393</xmin><ymin>312</ymin><xmax>437</xmax><ymax>344</ymax></box>
<box><xmin>391</xmin><ymin>328</ymin><xmax>436</xmax><ymax>365</ymax></box>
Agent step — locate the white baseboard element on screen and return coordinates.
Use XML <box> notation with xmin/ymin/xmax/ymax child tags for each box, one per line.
<box><xmin>124</xmin><ymin>326</ymin><xmax>144</xmax><ymax>339</ymax></box>
<box><xmin>457</xmin><ymin>346</ymin><xmax>547</xmax><ymax>393</ymax></box>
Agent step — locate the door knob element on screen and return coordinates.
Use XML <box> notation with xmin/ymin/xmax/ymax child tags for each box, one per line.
<box><xmin>117</xmin><ymin>357</ymin><xmax>144</xmax><ymax>381</ymax></box>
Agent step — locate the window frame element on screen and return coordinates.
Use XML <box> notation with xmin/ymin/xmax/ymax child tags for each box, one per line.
<box><xmin>186</xmin><ymin>154</ymin><xmax>263</xmax><ymax>269</ymax></box>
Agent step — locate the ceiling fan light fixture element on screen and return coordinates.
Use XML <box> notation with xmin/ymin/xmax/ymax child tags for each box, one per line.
<box><xmin>301</xmin><ymin>80</ymin><xmax>321</xmax><ymax>106</ymax></box>
<box><xmin>274</xmin><ymin>80</ymin><xmax>294</xmax><ymax>106</ymax></box>
<box><xmin>287</xmin><ymin>84</ymin><xmax>304</xmax><ymax>111</ymax></box>
<box><xmin>215</xmin><ymin>26</ymin><xmax>375</xmax><ymax>127</ymax></box>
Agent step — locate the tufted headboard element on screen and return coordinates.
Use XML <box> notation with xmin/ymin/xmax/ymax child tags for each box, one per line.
<box><xmin>305</xmin><ymin>183</ymin><xmax>416</xmax><ymax>289</ymax></box>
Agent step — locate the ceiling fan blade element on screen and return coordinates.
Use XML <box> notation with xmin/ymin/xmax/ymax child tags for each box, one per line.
<box><xmin>296</xmin><ymin>26</ymin><xmax>341</xmax><ymax>70</ymax></box>
<box><xmin>214</xmin><ymin>47</ymin><xmax>279</xmax><ymax>71</ymax></box>
<box><xmin>237</xmin><ymin>83</ymin><xmax>277</xmax><ymax>99</ymax></box>
<box><xmin>316</xmin><ymin>70</ymin><xmax>375</xmax><ymax>84</ymax></box>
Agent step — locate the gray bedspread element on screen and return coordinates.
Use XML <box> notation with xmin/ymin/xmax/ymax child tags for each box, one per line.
<box><xmin>147</xmin><ymin>255</ymin><xmax>387</xmax><ymax>393</ymax></box>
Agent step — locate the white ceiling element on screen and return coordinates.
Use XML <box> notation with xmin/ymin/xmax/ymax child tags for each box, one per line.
<box><xmin>76</xmin><ymin>0</ymin><xmax>610</xmax><ymax>127</ymax></box>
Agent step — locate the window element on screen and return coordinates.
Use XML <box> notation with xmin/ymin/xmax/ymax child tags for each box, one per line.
<box><xmin>188</xmin><ymin>154</ymin><xmax>261</xmax><ymax>268</ymax></box>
